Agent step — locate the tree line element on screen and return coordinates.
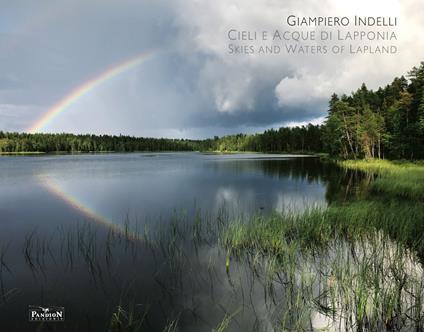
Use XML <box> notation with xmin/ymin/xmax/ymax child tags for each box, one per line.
<box><xmin>322</xmin><ymin>61</ymin><xmax>424</xmax><ymax>159</ymax></box>
<box><xmin>1</xmin><ymin>61</ymin><xmax>423</xmax><ymax>159</ymax></box>
<box><xmin>208</xmin><ymin>125</ymin><xmax>322</xmax><ymax>153</ymax></box>
<box><xmin>0</xmin><ymin>133</ymin><xmax>203</xmax><ymax>153</ymax></box>
<box><xmin>0</xmin><ymin>126</ymin><xmax>321</xmax><ymax>154</ymax></box>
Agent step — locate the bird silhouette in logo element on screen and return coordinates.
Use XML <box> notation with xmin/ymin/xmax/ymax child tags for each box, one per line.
<box><xmin>37</xmin><ymin>306</ymin><xmax>50</xmax><ymax>314</ymax></box>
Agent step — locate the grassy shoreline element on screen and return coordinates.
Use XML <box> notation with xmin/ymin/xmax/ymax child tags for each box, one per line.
<box><xmin>0</xmin><ymin>151</ymin><xmax>46</xmax><ymax>155</ymax></box>
<box><xmin>220</xmin><ymin>158</ymin><xmax>424</xmax><ymax>329</ymax></box>
<box><xmin>340</xmin><ymin>159</ymin><xmax>424</xmax><ymax>201</ymax></box>
<box><xmin>223</xmin><ymin>158</ymin><xmax>424</xmax><ymax>256</ymax></box>
<box><xmin>7</xmin><ymin>157</ymin><xmax>423</xmax><ymax>331</ymax></box>
<box><xmin>0</xmin><ymin>150</ymin><xmax>324</xmax><ymax>158</ymax></box>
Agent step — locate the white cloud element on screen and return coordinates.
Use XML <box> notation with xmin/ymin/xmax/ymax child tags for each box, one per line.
<box><xmin>275</xmin><ymin>74</ymin><xmax>334</xmax><ymax>107</ymax></box>
<box><xmin>1</xmin><ymin>0</ymin><xmax>424</xmax><ymax>136</ymax></box>
<box><xmin>174</xmin><ymin>0</ymin><xmax>424</xmax><ymax>116</ymax></box>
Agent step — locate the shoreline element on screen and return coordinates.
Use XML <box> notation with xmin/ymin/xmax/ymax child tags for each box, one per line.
<box><xmin>0</xmin><ymin>150</ymin><xmax>323</xmax><ymax>157</ymax></box>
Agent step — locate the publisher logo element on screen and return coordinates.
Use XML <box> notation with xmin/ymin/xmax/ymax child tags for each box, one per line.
<box><xmin>28</xmin><ymin>306</ymin><xmax>65</xmax><ymax>322</ymax></box>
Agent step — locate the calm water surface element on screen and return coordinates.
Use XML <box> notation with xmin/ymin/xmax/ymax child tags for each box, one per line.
<box><xmin>0</xmin><ymin>153</ymin><xmax>332</xmax><ymax>229</ymax></box>
<box><xmin>0</xmin><ymin>153</ymin><xmax>358</xmax><ymax>331</ymax></box>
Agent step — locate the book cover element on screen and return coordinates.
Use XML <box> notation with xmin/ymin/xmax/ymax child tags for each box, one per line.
<box><xmin>0</xmin><ymin>0</ymin><xmax>422</xmax><ymax>331</ymax></box>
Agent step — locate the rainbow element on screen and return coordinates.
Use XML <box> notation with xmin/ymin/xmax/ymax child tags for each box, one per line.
<box><xmin>38</xmin><ymin>175</ymin><xmax>141</xmax><ymax>242</ymax></box>
<box><xmin>28</xmin><ymin>51</ymin><xmax>155</xmax><ymax>133</ymax></box>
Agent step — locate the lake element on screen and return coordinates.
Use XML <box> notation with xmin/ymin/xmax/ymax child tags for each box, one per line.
<box><xmin>0</xmin><ymin>153</ymin><xmax>336</xmax><ymax>228</ymax></box>
<box><xmin>0</xmin><ymin>153</ymin><xmax>363</xmax><ymax>331</ymax></box>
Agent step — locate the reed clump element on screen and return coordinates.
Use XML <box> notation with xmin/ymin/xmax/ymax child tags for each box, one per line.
<box><xmin>221</xmin><ymin>203</ymin><xmax>424</xmax><ymax>331</ymax></box>
<box><xmin>340</xmin><ymin>159</ymin><xmax>424</xmax><ymax>201</ymax></box>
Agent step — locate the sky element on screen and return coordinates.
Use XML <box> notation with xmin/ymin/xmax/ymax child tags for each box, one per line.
<box><xmin>0</xmin><ymin>0</ymin><xmax>423</xmax><ymax>138</ymax></box>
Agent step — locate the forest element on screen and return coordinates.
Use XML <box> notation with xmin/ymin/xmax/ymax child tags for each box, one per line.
<box><xmin>323</xmin><ymin>61</ymin><xmax>424</xmax><ymax>159</ymax></box>
<box><xmin>0</xmin><ymin>132</ymin><xmax>202</xmax><ymax>153</ymax></box>
<box><xmin>1</xmin><ymin>61</ymin><xmax>423</xmax><ymax>159</ymax></box>
<box><xmin>0</xmin><ymin>126</ymin><xmax>322</xmax><ymax>154</ymax></box>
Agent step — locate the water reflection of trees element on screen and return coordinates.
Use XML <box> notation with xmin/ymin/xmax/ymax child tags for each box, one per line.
<box><xmin>207</xmin><ymin>157</ymin><xmax>372</xmax><ymax>204</ymax></box>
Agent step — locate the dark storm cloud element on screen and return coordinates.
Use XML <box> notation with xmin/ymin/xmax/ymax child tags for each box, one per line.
<box><xmin>183</xmin><ymin>78</ymin><xmax>326</xmax><ymax>129</ymax></box>
<box><xmin>0</xmin><ymin>0</ymin><xmax>421</xmax><ymax>136</ymax></box>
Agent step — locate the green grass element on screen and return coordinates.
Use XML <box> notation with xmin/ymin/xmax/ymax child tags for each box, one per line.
<box><xmin>340</xmin><ymin>159</ymin><xmax>424</xmax><ymax>201</ymax></box>
<box><xmin>15</xmin><ymin>157</ymin><xmax>424</xmax><ymax>331</ymax></box>
<box><xmin>221</xmin><ymin>200</ymin><xmax>424</xmax><ymax>330</ymax></box>
<box><xmin>221</xmin><ymin>201</ymin><xmax>424</xmax><ymax>258</ymax></box>
<box><xmin>0</xmin><ymin>151</ymin><xmax>46</xmax><ymax>155</ymax></box>
<box><xmin>219</xmin><ymin>158</ymin><xmax>424</xmax><ymax>330</ymax></box>
<box><xmin>16</xmin><ymin>195</ymin><xmax>424</xmax><ymax>330</ymax></box>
